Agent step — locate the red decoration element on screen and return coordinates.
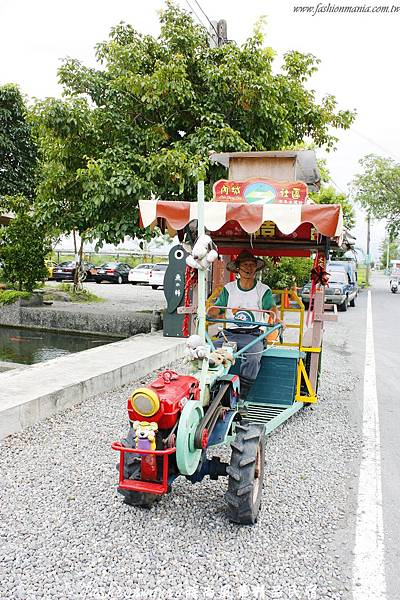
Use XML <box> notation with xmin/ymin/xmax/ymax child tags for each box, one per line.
<box><xmin>182</xmin><ymin>266</ymin><xmax>197</xmax><ymax>337</ymax></box>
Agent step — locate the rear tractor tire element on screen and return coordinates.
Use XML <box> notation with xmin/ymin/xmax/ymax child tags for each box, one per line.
<box><xmin>225</xmin><ymin>422</ymin><xmax>266</xmax><ymax>525</ymax></box>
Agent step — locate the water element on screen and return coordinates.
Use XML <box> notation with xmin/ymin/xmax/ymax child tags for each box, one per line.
<box><xmin>0</xmin><ymin>326</ymin><xmax>121</xmax><ymax>365</ymax></box>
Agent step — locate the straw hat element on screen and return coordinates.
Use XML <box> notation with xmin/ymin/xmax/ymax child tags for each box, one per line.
<box><xmin>226</xmin><ymin>250</ymin><xmax>265</xmax><ymax>273</ymax></box>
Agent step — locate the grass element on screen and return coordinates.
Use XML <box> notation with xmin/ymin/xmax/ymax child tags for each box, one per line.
<box><xmin>0</xmin><ymin>290</ymin><xmax>31</xmax><ymax>304</ymax></box>
<box><xmin>357</xmin><ymin>265</ymin><xmax>368</xmax><ymax>287</ymax></box>
<box><xmin>56</xmin><ymin>283</ymin><xmax>105</xmax><ymax>303</ymax></box>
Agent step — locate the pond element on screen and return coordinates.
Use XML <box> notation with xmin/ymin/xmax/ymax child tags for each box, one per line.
<box><xmin>0</xmin><ymin>326</ymin><xmax>121</xmax><ymax>365</ymax></box>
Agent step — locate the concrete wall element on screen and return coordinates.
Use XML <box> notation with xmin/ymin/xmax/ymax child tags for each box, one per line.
<box><xmin>0</xmin><ymin>301</ymin><xmax>160</xmax><ymax>337</ymax></box>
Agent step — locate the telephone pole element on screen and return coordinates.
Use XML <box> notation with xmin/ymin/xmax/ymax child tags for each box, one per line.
<box><xmin>209</xmin><ymin>19</ymin><xmax>228</xmax><ymax>47</ymax></box>
<box><xmin>366</xmin><ymin>212</ymin><xmax>371</xmax><ymax>286</ymax></box>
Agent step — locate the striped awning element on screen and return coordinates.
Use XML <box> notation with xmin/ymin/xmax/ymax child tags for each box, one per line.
<box><xmin>139</xmin><ymin>200</ymin><xmax>343</xmax><ymax>238</ymax></box>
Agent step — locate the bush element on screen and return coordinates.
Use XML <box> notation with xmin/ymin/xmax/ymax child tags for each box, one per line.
<box><xmin>0</xmin><ymin>196</ymin><xmax>52</xmax><ymax>291</ymax></box>
<box><xmin>262</xmin><ymin>257</ymin><xmax>313</xmax><ymax>290</ymax></box>
<box><xmin>0</xmin><ymin>290</ymin><xmax>31</xmax><ymax>304</ymax></box>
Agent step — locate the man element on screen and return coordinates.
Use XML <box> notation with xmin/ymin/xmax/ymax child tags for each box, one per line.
<box><xmin>208</xmin><ymin>250</ymin><xmax>281</xmax><ymax>400</ymax></box>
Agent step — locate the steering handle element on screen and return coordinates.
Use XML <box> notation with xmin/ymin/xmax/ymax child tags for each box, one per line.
<box><xmin>206</xmin><ymin>305</ymin><xmax>282</xmax><ymax>329</ymax></box>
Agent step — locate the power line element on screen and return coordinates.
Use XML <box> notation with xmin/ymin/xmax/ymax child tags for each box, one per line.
<box><xmin>329</xmin><ymin>178</ymin><xmax>348</xmax><ymax>196</ymax></box>
<box><xmin>350</xmin><ymin>128</ymin><xmax>400</xmax><ymax>163</ymax></box>
<box><xmin>184</xmin><ymin>0</ymin><xmax>215</xmax><ymax>44</ymax></box>
<box><xmin>192</xmin><ymin>0</ymin><xmax>220</xmax><ymax>40</ymax></box>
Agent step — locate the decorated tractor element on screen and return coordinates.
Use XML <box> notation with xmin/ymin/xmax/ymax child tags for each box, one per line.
<box><xmin>112</xmin><ymin>151</ymin><xmax>350</xmax><ymax>524</ymax></box>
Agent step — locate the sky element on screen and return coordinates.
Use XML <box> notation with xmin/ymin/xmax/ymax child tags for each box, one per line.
<box><xmin>1</xmin><ymin>0</ymin><xmax>399</xmax><ymax>259</ymax></box>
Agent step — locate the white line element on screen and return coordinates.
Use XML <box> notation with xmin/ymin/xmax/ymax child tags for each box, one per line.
<box><xmin>352</xmin><ymin>291</ymin><xmax>387</xmax><ymax>599</ymax></box>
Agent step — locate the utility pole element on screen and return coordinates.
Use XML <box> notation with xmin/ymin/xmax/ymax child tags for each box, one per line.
<box><xmin>366</xmin><ymin>212</ymin><xmax>371</xmax><ymax>286</ymax></box>
<box><xmin>209</xmin><ymin>19</ymin><xmax>228</xmax><ymax>47</ymax></box>
<box><xmin>386</xmin><ymin>234</ymin><xmax>390</xmax><ymax>270</ymax></box>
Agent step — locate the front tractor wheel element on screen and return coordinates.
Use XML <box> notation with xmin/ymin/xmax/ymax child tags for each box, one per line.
<box><xmin>225</xmin><ymin>423</ymin><xmax>266</xmax><ymax>525</ymax></box>
<box><xmin>118</xmin><ymin>459</ymin><xmax>161</xmax><ymax>509</ymax></box>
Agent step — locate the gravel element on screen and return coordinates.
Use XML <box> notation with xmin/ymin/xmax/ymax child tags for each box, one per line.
<box><xmin>0</xmin><ymin>321</ymin><xmax>362</xmax><ymax>600</ymax></box>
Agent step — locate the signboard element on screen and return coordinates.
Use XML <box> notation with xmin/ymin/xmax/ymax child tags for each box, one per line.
<box><xmin>212</xmin><ymin>178</ymin><xmax>308</xmax><ymax>205</ymax></box>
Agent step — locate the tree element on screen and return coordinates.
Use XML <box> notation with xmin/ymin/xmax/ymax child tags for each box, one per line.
<box><xmin>310</xmin><ymin>185</ymin><xmax>355</xmax><ymax>230</ymax></box>
<box><xmin>352</xmin><ymin>154</ymin><xmax>400</xmax><ymax>236</ymax></box>
<box><xmin>0</xmin><ymin>84</ymin><xmax>37</xmax><ymax>200</ymax></box>
<box><xmin>0</xmin><ymin>196</ymin><xmax>51</xmax><ymax>291</ymax></box>
<box><xmin>379</xmin><ymin>237</ymin><xmax>399</xmax><ymax>269</ymax></box>
<box><xmin>262</xmin><ymin>257</ymin><xmax>312</xmax><ymax>290</ymax></box>
<box><xmin>32</xmin><ymin>2</ymin><xmax>355</xmax><ymax>246</ymax></box>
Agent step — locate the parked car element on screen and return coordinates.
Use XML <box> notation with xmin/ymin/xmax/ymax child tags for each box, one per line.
<box><xmin>53</xmin><ymin>261</ymin><xmax>97</xmax><ymax>282</ymax></box>
<box><xmin>301</xmin><ymin>268</ymin><xmax>358</xmax><ymax>312</ymax></box>
<box><xmin>45</xmin><ymin>260</ymin><xmax>57</xmax><ymax>280</ymax></box>
<box><xmin>128</xmin><ymin>263</ymin><xmax>154</xmax><ymax>285</ymax></box>
<box><xmin>95</xmin><ymin>262</ymin><xmax>131</xmax><ymax>284</ymax></box>
<box><xmin>149</xmin><ymin>263</ymin><xmax>168</xmax><ymax>289</ymax></box>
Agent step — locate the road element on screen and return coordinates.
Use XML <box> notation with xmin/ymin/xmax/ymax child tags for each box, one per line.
<box><xmin>327</xmin><ymin>271</ymin><xmax>399</xmax><ymax>600</ymax></box>
<box><xmin>370</xmin><ymin>272</ymin><xmax>400</xmax><ymax>600</ymax></box>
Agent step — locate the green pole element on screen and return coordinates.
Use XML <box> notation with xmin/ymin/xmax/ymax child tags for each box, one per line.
<box><xmin>197</xmin><ymin>181</ymin><xmax>206</xmax><ymax>344</ymax></box>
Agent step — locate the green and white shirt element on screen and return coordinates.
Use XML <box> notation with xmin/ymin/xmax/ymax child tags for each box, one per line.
<box><xmin>215</xmin><ymin>280</ymin><xmax>275</xmax><ymax>330</ymax></box>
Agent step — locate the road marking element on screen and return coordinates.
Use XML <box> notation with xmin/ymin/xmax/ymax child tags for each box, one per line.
<box><xmin>352</xmin><ymin>290</ymin><xmax>387</xmax><ymax>599</ymax></box>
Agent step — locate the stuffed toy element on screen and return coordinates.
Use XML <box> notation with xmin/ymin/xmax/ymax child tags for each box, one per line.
<box><xmin>185</xmin><ymin>234</ymin><xmax>219</xmax><ymax>271</ymax></box>
<box><xmin>132</xmin><ymin>421</ymin><xmax>158</xmax><ymax>451</ymax></box>
<box><xmin>184</xmin><ymin>334</ymin><xmax>209</xmax><ymax>362</ymax></box>
<box><xmin>209</xmin><ymin>348</ymin><xmax>234</xmax><ymax>368</ymax></box>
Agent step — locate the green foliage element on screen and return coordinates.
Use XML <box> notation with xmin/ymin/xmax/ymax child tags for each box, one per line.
<box><xmin>0</xmin><ymin>84</ymin><xmax>38</xmax><ymax>199</ymax></box>
<box><xmin>0</xmin><ymin>196</ymin><xmax>52</xmax><ymax>291</ymax></box>
<box><xmin>262</xmin><ymin>257</ymin><xmax>313</xmax><ymax>289</ymax></box>
<box><xmin>352</xmin><ymin>154</ymin><xmax>400</xmax><ymax>237</ymax></box>
<box><xmin>379</xmin><ymin>237</ymin><xmax>399</xmax><ymax>269</ymax></box>
<box><xmin>0</xmin><ymin>290</ymin><xmax>31</xmax><ymax>304</ymax></box>
<box><xmin>32</xmin><ymin>2</ymin><xmax>355</xmax><ymax>245</ymax></box>
<box><xmin>310</xmin><ymin>185</ymin><xmax>355</xmax><ymax>230</ymax></box>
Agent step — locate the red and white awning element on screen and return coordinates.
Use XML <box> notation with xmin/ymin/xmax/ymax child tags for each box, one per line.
<box><xmin>139</xmin><ymin>200</ymin><xmax>343</xmax><ymax>238</ymax></box>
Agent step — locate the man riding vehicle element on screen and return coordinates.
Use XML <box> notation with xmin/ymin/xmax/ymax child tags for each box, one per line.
<box><xmin>208</xmin><ymin>250</ymin><xmax>283</xmax><ymax>401</ymax></box>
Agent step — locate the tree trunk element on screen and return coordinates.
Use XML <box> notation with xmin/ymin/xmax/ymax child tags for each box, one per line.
<box><xmin>73</xmin><ymin>236</ymin><xmax>84</xmax><ymax>293</ymax></box>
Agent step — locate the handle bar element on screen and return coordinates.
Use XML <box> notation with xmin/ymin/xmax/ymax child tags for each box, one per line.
<box><xmin>206</xmin><ymin>305</ymin><xmax>279</xmax><ymax>329</ymax></box>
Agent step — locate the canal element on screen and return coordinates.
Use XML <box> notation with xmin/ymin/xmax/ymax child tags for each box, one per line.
<box><xmin>0</xmin><ymin>326</ymin><xmax>120</xmax><ymax>365</ymax></box>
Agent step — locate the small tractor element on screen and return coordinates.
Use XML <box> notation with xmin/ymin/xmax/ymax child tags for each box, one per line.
<box><xmin>112</xmin><ymin>151</ymin><xmax>349</xmax><ymax>524</ymax></box>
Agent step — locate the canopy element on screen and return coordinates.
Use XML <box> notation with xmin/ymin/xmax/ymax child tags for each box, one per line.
<box><xmin>139</xmin><ymin>200</ymin><xmax>343</xmax><ymax>239</ymax></box>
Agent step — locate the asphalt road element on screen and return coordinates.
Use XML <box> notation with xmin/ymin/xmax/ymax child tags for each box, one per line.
<box><xmin>370</xmin><ymin>272</ymin><xmax>400</xmax><ymax>600</ymax></box>
<box><xmin>329</xmin><ymin>271</ymin><xmax>400</xmax><ymax>600</ymax></box>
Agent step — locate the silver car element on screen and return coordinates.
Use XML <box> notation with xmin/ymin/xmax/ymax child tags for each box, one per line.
<box><xmin>301</xmin><ymin>269</ymin><xmax>357</xmax><ymax>312</ymax></box>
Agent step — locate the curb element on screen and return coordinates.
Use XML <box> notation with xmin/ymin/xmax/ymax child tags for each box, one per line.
<box><xmin>0</xmin><ymin>332</ymin><xmax>185</xmax><ymax>440</ymax></box>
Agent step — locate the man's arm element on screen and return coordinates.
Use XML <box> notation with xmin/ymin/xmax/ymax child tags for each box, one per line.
<box><xmin>262</xmin><ymin>288</ymin><xmax>283</xmax><ymax>324</ymax></box>
<box><xmin>207</xmin><ymin>287</ymin><xmax>228</xmax><ymax>319</ymax></box>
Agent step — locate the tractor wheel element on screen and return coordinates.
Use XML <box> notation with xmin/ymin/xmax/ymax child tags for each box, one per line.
<box><xmin>117</xmin><ymin>459</ymin><xmax>161</xmax><ymax>508</ymax></box>
<box><xmin>225</xmin><ymin>423</ymin><xmax>265</xmax><ymax>525</ymax></box>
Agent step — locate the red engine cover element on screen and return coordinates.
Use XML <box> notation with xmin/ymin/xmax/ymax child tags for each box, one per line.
<box><xmin>128</xmin><ymin>370</ymin><xmax>199</xmax><ymax>429</ymax></box>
